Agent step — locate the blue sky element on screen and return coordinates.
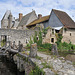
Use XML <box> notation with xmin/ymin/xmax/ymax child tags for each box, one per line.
<box><xmin>0</xmin><ymin>0</ymin><xmax>75</xmax><ymax>27</ymax></box>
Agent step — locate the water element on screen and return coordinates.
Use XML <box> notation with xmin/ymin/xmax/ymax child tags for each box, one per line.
<box><xmin>0</xmin><ymin>56</ymin><xmax>25</xmax><ymax>75</ymax></box>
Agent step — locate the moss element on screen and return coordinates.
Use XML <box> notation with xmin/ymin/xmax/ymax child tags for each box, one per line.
<box><xmin>29</xmin><ymin>66</ymin><xmax>45</xmax><ymax>75</ymax></box>
<box><xmin>36</xmin><ymin>56</ymin><xmax>42</xmax><ymax>60</ymax></box>
<box><xmin>41</xmin><ymin>62</ymin><xmax>53</xmax><ymax>69</ymax></box>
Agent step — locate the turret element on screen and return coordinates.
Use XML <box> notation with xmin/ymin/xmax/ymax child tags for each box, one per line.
<box><xmin>8</xmin><ymin>13</ymin><xmax>12</xmax><ymax>28</ymax></box>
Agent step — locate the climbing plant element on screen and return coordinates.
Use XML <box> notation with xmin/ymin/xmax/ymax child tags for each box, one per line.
<box><xmin>33</xmin><ymin>31</ymin><xmax>37</xmax><ymax>43</ymax></box>
<box><xmin>37</xmin><ymin>31</ymin><xmax>42</xmax><ymax>46</ymax></box>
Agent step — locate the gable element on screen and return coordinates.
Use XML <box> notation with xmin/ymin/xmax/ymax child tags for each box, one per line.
<box><xmin>26</xmin><ymin>11</ymin><xmax>37</xmax><ymax>25</ymax></box>
<box><xmin>18</xmin><ymin>11</ymin><xmax>37</xmax><ymax>28</ymax></box>
<box><xmin>49</xmin><ymin>11</ymin><xmax>63</xmax><ymax>27</ymax></box>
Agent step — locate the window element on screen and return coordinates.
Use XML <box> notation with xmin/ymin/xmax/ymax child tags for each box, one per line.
<box><xmin>70</xmin><ymin>33</ymin><xmax>71</xmax><ymax>36</ymax></box>
<box><xmin>55</xmin><ymin>30</ymin><xmax>59</xmax><ymax>33</ymax></box>
<box><xmin>52</xmin><ymin>29</ymin><xmax>54</xmax><ymax>34</ymax></box>
<box><xmin>36</xmin><ymin>36</ymin><xmax>39</xmax><ymax>40</ymax></box>
<box><xmin>51</xmin><ymin>38</ymin><xmax>54</xmax><ymax>43</ymax></box>
<box><xmin>26</xmin><ymin>39</ymin><xmax>28</xmax><ymax>44</ymax></box>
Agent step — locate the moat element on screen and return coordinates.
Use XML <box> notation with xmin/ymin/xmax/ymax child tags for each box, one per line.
<box><xmin>0</xmin><ymin>56</ymin><xmax>25</xmax><ymax>75</ymax></box>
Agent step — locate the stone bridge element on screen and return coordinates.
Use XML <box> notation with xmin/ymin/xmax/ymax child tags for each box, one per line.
<box><xmin>0</xmin><ymin>41</ymin><xmax>40</xmax><ymax>75</ymax></box>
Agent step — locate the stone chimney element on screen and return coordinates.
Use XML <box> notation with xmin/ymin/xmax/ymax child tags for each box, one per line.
<box><xmin>19</xmin><ymin>13</ymin><xmax>23</xmax><ymax>21</ymax></box>
<box><xmin>38</xmin><ymin>14</ymin><xmax>42</xmax><ymax>19</ymax></box>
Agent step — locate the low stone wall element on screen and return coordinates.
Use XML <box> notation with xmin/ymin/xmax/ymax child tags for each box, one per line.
<box><xmin>14</xmin><ymin>53</ymin><xmax>35</xmax><ymax>75</ymax></box>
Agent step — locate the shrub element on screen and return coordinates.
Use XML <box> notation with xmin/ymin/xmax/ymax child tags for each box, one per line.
<box><xmin>29</xmin><ymin>66</ymin><xmax>45</xmax><ymax>75</ymax></box>
<box><xmin>37</xmin><ymin>31</ymin><xmax>42</xmax><ymax>46</ymax></box>
<box><xmin>1</xmin><ymin>39</ymin><xmax>6</xmax><ymax>47</ymax></box>
<box><xmin>29</xmin><ymin>37</ymin><xmax>33</xmax><ymax>45</ymax></box>
<box><xmin>26</xmin><ymin>43</ymin><xmax>30</xmax><ymax>47</ymax></box>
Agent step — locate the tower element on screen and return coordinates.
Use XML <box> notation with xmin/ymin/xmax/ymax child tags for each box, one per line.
<box><xmin>8</xmin><ymin>13</ymin><xmax>12</xmax><ymax>28</ymax></box>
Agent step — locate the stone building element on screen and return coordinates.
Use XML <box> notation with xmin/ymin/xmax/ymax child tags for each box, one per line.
<box><xmin>1</xmin><ymin>10</ymin><xmax>16</xmax><ymax>29</ymax></box>
<box><xmin>27</xmin><ymin>9</ymin><xmax>75</xmax><ymax>44</ymax></box>
<box><xmin>1</xmin><ymin>10</ymin><xmax>37</xmax><ymax>29</ymax></box>
<box><xmin>0</xmin><ymin>9</ymin><xmax>75</xmax><ymax>47</ymax></box>
<box><xmin>0</xmin><ymin>10</ymin><xmax>38</xmax><ymax>47</ymax></box>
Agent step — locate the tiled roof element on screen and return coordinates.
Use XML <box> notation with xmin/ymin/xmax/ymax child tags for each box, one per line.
<box><xmin>26</xmin><ymin>15</ymin><xmax>50</xmax><ymax>27</ymax></box>
<box><xmin>53</xmin><ymin>9</ymin><xmax>75</xmax><ymax>28</ymax></box>
<box><xmin>18</xmin><ymin>11</ymin><xmax>37</xmax><ymax>27</ymax></box>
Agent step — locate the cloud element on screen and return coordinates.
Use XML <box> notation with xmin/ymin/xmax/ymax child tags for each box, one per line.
<box><xmin>0</xmin><ymin>0</ymin><xmax>75</xmax><ymax>27</ymax></box>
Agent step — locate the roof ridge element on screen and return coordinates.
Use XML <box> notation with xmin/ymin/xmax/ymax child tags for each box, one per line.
<box><xmin>52</xmin><ymin>9</ymin><xmax>66</xmax><ymax>13</ymax></box>
<box><xmin>23</xmin><ymin>10</ymin><xmax>35</xmax><ymax>18</ymax></box>
<box><xmin>52</xmin><ymin>9</ymin><xmax>75</xmax><ymax>28</ymax></box>
<box><xmin>26</xmin><ymin>11</ymin><xmax>35</xmax><ymax>24</ymax></box>
<box><xmin>26</xmin><ymin>15</ymin><xmax>50</xmax><ymax>27</ymax></box>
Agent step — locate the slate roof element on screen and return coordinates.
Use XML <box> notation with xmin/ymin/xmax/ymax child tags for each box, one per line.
<box><xmin>27</xmin><ymin>9</ymin><xmax>75</xmax><ymax>28</ymax></box>
<box><xmin>26</xmin><ymin>15</ymin><xmax>50</xmax><ymax>27</ymax></box>
<box><xmin>18</xmin><ymin>10</ymin><xmax>37</xmax><ymax>27</ymax></box>
<box><xmin>2</xmin><ymin>10</ymin><xmax>15</xmax><ymax>21</ymax></box>
<box><xmin>53</xmin><ymin>9</ymin><xmax>75</xmax><ymax>28</ymax></box>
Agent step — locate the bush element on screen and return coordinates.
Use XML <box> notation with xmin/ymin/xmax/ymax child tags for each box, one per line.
<box><xmin>1</xmin><ymin>39</ymin><xmax>6</xmax><ymax>47</ymax></box>
<box><xmin>26</xmin><ymin>43</ymin><xmax>30</xmax><ymax>47</ymax></box>
<box><xmin>38</xmin><ymin>43</ymin><xmax>52</xmax><ymax>52</ymax></box>
<box><xmin>29</xmin><ymin>66</ymin><xmax>45</xmax><ymax>75</ymax></box>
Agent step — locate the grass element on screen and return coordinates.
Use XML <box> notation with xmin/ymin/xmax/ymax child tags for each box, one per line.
<box><xmin>41</xmin><ymin>62</ymin><xmax>53</xmax><ymax>69</ymax></box>
<box><xmin>36</xmin><ymin>56</ymin><xmax>42</xmax><ymax>60</ymax></box>
<box><xmin>72</xmin><ymin>62</ymin><xmax>75</xmax><ymax>66</ymax></box>
<box><xmin>58</xmin><ymin>50</ymin><xmax>74</xmax><ymax>57</ymax></box>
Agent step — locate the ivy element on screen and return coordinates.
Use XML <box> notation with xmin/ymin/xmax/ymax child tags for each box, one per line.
<box><xmin>33</xmin><ymin>31</ymin><xmax>37</xmax><ymax>43</ymax></box>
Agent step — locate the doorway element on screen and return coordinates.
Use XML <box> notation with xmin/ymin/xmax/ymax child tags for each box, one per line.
<box><xmin>1</xmin><ymin>35</ymin><xmax>7</xmax><ymax>47</ymax></box>
<box><xmin>51</xmin><ymin>38</ymin><xmax>54</xmax><ymax>43</ymax></box>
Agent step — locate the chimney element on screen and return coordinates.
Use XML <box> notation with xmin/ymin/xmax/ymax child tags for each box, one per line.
<box><xmin>19</xmin><ymin>13</ymin><xmax>23</xmax><ymax>21</ymax></box>
<box><xmin>38</xmin><ymin>14</ymin><xmax>42</xmax><ymax>19</ymax></box>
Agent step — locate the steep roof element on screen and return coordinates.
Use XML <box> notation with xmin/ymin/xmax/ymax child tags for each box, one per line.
<box><xmin>2</xmin><ymin>10</ymin><xmax>11</xmax><ymax>20</ymax></box>
<box><xmin>18</xmin><ymin>10</ymin><xmax>37</xmax><ymax>27</ymax></box>
<box><xmin>26</xmin><ymin>15</ymin><xmax>50</xmax><ymax>27</ymax></box>
<box><xmin>52</xmin><ymin>9</ymin><xmax>75</xmax><ymax>28</ymax></box>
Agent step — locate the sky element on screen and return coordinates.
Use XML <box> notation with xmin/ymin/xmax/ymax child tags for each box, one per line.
<box><xmin>0</xmin><ymin>0</ymin><xmax>75</xmax><ymax>28</ymax></box>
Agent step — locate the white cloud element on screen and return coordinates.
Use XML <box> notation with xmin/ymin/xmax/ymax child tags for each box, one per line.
<box><xmin>0</xmin><ymin>0</ymin><xmax>75</xmax><ymax>28</ymax></box>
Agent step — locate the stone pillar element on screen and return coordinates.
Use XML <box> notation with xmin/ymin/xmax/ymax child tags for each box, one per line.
<box><xmin>13</xmin><ymin>41</ymin><xmax>15</xmax><ymax>49</ymax></box>
<box><xmin>29</xmin><ymin>43</ymin><xmax>37</xmax><ymax>58</ymax></box>
<box><xmin>18</xmin><ymin>41</ymin><xmax>23</xmax><ymax>52</ymax></box>
<box><xmin>8</xmin><ymin>13</ymin><xmax>12</xmax><ymax>28</ymax></box>
<box><xmin>52</xmin><ymin>43</ymin><xmax>58</xmax><ymax>55</ymax></box>
<box><xmin>9</xmin><ymin>41</ymin><xmax>11</xmax><ymax>51</ymax></box>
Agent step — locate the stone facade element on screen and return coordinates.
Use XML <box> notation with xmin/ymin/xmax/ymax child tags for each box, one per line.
<box><xmin>1</xmin><ymin>9</ymin><xmax>75</xmax><ymax>46</ymax></box>
<box><xmin>43</xmin><ymin>28</ymin><xmax>57</xmax><ymax>44</ymax></box>
<box><xmin>1</xmin><ymin>10</ymin><xmax>17</xmax><ymax>29</ymax></box>
<box><xmin>62</xmin><ymin>28</ymin><xmax>75</xmax><ymax>44</ymax></box>
<box><xmin>0</xmin><ymin>28</ymin><xmax>39</xmax><ymax>46</ymax></box>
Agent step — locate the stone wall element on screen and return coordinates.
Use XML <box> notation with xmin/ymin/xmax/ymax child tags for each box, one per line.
<box><xmin>0</xmin><ymin>28</ymin><xmax>39</xmax><ymax>46</ymax></box>
<box><xmin>1</xmin><ymin>19</ymin><xmax>8</xmax><ymax>29</ymax></box>
<box><xmin>43</xmin><ymin>29</ymin><xmax>57</xmax><ymax>44</ymax></box>
<box><xmin>62</xmin><ymin>28</ymin><xmax>75</xmax><ymax>44</ymax></box>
